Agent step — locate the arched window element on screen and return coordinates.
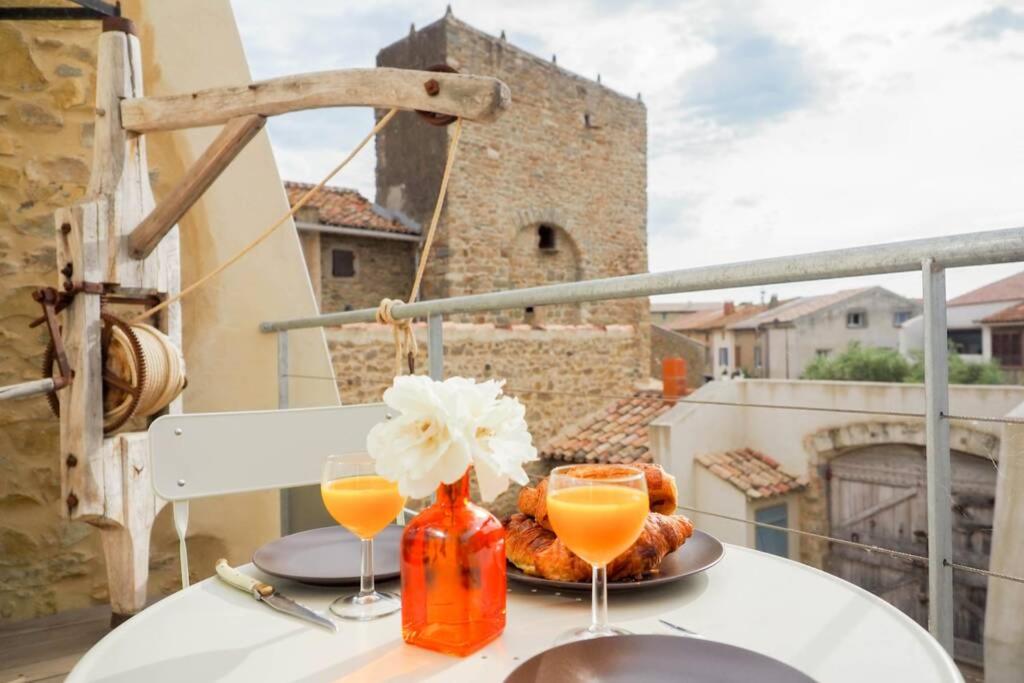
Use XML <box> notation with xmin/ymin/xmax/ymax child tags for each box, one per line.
<box><xmin>537</xmin><ymin>225</ymin><xmax>556</xmax><ymax>250</ymax></box>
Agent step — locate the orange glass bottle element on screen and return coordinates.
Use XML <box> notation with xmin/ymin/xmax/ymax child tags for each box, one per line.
<box><xmin>400</xmin><ymin>471</ymin><xmax>506</xmax><ymax>656</ymax></box>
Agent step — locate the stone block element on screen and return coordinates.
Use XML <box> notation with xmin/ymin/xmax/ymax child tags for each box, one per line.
<box><xmin>12</xmin><ymin>101</ymin><xmax>63</xmax><ymax>130</ymax></box>
<box><xmin>0</xmin><ymin>26</ymin><xmax>47</xmax><ymax>92</ymax></box>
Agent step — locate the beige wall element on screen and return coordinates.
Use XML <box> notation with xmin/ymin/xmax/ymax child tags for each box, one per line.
<box><xmin>653</xmin><ymin>379</ymin><xmax>1024</xmax><ymax>567</ymax></box>
<box><xmin>0</xmin><ymin>1</ymin><xmax>337</xmax><ymax>621</ymax></box>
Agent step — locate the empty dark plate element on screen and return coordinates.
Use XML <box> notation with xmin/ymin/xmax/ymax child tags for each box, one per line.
<box><xmin>505</xmin><ymin>635</ymin><xmax>816</xmax><ymax>683</ymax></box>
<box><xmin>507</xmin><ymin>530</ymin><xmax>724</xmax><ymax>591</ymax></box>
<box><xmin>252</xmin><ymin>525</ymin><xmax>402</xmax><ymax>586</ymax></box>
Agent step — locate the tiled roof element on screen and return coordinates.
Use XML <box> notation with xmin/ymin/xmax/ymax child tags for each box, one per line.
<box><xmin>674</xmin><ymin>304</ymin><xmax>767</xmax><ymax>331</ymax></box>
<box><xmin>730</xmin><ymin>288</ymin><xmax>871</xmax><ymax>329</ymax></box>
<box><xmin>696</xmin><ymin>448</ymin><xmax>807</xmax><ymax>500</ymax></box>
<box><xmin>540</xmin><ymin>391</ymin><xmax>676</xmax><ymax>464</ymax></box>
<box><xmin>284</xmin><ymin>181</ymin><xmax>420</xmax><ymax>236</ymax></box>
<box><xmin>949</xmin><ymin>270</ymin><xmax>1024</xmax><ymax>307</ymax></box>
<box><xmin>651</xmin><ymin>301</ymin><xmax>723</xmax><ymax>314</ymax></box>
<box><xmin>981</xmin><ymin>301</ymin><xmax>1024</xmax><ymax>324</ymax></box>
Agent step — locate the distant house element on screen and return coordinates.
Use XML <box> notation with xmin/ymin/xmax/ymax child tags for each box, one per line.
<box><xmin>650</xmin><ymin>301</ymin><xmax>723</xmax><ymax>330</ymax></box>
<box><xmin>731</xmin><ymin>287</ymin><xmax>921</xmax><ymax>379</ymax></box>
<box><xmin>900</xmin><ymin>270</ymin><xmax>1024</xmax><ymax>379</ymax></box>
<box><xmin>673</xmin><ymin>302</ymin><xmax>771</xmax><ymax>378</ymax></box>
<box><xmin>287</xmin><ymin>181</ymin><xmax>423</xmax><ymax>314</ymax></box>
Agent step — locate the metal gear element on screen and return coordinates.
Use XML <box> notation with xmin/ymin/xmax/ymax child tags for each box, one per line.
<box><xmin>42</xmin><ymin>311</ymin><xmax>148</xmax><ymax>435</ymax></box>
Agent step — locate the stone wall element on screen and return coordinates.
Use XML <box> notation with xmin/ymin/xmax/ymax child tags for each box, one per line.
<box><xmin>0</xmin><ymin>18</ymin><xmax>108</xmax><ymax>620</ymax></box>
<box><xmin>316</xmin><ymin>232</ymin><xmax>415</xmax><ymax>313</ymax></box>
<box><xmin>376</xmin><ymin>13</ymin><xmax>649</xmax><ymax>335</ymax></box>
<box><xmin>328</xmin><ymin>322</ymin><xmax>646</xmax><ymax>446</ymax></box>
<box><xmin>327</xmin><ymin>322</ymin><xmax>648</xmax><ymax>517</ymax></box>
<box><xmin>650</xmin><ymin>324</ymin><xmax>706</xmax><ymax>390</ymax></box>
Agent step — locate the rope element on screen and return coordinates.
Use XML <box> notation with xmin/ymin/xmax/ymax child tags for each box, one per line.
<box><xmin>376</xmin><ymin>298</ymin><xmax>417</xmax><ymax>375</ymax></box>
<box><xmin>132</xmin><ymin>108</ymin><xmax>400</xmax><ymax>324</ymax></box>
<box><xmin>374</xmin><ymin>116</ymin><xmax>464</xmax><ymax>375</ymax></box>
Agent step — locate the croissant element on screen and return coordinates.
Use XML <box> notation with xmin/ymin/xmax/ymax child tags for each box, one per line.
<box><xmin>518</xmin><ymin>463</ymin><xmax>678</xmax><ymax>531</ymax></box>
<box><xmin>506</xmin><ymin>511</ymin><xmax>694</xmax><ymax>582</ymax></box>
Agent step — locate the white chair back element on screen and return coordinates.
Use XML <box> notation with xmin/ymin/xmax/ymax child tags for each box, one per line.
<box><xmin>149</xmin><ymin>403</ymin><xmax>389</xmax><ymax>588</ymax></box>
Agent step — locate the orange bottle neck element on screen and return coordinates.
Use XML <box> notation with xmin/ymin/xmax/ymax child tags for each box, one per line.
<box><xmin>436</xmin><ymin>470</ymin><xmax>471</xmax><ymax>506</ymax></box>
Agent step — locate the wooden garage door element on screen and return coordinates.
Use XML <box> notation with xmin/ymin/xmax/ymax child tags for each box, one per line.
<box><xmin>826</xmin><ymin>445</ymin><xmax>996</xmax><ymax>666</ymax></box>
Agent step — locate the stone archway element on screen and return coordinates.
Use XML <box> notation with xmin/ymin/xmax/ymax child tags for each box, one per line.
<box><xmin>799</xmin><ymin>421</ymin><xmax>1000</xmax><ymax>568</ymax></box>
<box><xmin>800</xmin><ymin>421</ymin><xmax>999</xmax><ymax>667</ymax></box>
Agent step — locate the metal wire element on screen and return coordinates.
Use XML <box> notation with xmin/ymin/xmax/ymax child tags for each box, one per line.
<box><xmin>675</xmin><ymin>505</ymin><xmax>1024</xmax><ymax>586</ymax></box>
<box><xmin>505</xmin><ymin>386</ymin><xmax>1024</xmax><ymax>426</ymax></box>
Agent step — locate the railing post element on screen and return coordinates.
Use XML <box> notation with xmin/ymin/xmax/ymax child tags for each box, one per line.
<box><xmin>428</xmin><ymin>313</ymin><xmax>444</xmax><ymax>380</ymax></box>
<box><xmin>922</xmin><ymin>257</ymin><xmax>954</xmax><ymax>654</ymax></box>
<box><xmin>277</xmin><ymin>330</ymin><xmax>290</xmax><ymax>535</ymax></box>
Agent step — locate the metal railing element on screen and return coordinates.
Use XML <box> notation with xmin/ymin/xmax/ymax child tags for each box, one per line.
<box><xmin>261</xmin><ymin>225</ymin><xmax>1024</xmax><ymax>655</ymax></box>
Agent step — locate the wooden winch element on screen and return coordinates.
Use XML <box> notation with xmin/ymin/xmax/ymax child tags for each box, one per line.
<box><xmin>0</xmin><ymin>12</ymin><xmax>508</xmax><ymax>626</ymax></box>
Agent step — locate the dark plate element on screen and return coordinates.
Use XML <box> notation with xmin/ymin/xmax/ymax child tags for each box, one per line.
<box><xmin>252</xmin><ymin>525</ymin><xmax>402</xmax><ymax>586</ymax></box>
<box><xmin>506</xmin><ymin>529</ymin><xmax>724</xmax><ymax>591</ymax></box>
<box><xmin>505</xmin><ymin>634</ymin><xmax>816</xmax><ymax>683</ymax></box>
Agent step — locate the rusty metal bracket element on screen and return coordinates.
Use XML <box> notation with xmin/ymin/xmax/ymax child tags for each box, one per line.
<box><xmin>415</xmin><ymin>64</ymin><xmax>460</xmax><ymax>127</ymax></box>
<box><xmin>31</xmin><ymin>288</ymin><xmax>73</xmax><ymax>392</ymax></box>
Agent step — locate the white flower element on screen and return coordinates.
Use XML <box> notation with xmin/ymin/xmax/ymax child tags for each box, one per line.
<box><xmin>366</xmin><ymin>375</ymin><xmax>538</xmax><ymax>501</ymax></box>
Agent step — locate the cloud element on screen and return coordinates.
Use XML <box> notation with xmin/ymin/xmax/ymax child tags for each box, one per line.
<box><xmin>956</xmin><ymin>6</ymin><xmax>1024</xmax><ymax>41</ymax></box>
<box><xmin>679</xmin><ymin>24</ymin><xmax>818</xmax><ymax>127</ymax></box>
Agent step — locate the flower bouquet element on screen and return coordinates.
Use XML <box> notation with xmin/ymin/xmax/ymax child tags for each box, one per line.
<box><xmin>367</xmin><ymin>375</ymin><xmax>537</xmax><ymax>656</ymax></box>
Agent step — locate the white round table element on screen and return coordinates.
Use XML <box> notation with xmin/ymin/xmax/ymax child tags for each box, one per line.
<box><xmin>69</xmin><ymin>545</ymin><xmax>961</xmax><ymax>682</ymax></box>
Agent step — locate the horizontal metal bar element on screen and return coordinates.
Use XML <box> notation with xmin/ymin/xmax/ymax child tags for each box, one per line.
<box><xmin>0</xmin><ymin>7</ymin><xmax>110</xmax><ymax>19</ymax></box>
<box><xmin>0</xmin><ymin>378</ymin><xmax>56</xmax><ymax>402</ymax></box>
<box><xmin>295</xmin><ymin>221</ymin><xmax>423</xmax><ymax>243</ymax></box>
<box><xmin>261</xmin><ymin>225</ymin><xmax>1024</xmax><ymax>332</ymax></box>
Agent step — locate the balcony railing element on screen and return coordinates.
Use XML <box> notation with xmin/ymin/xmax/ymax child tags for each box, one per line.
<box><xmin>261</xmin><ymin>224</ymin><xmax>1024</xmax><ymax>655</ymax></box>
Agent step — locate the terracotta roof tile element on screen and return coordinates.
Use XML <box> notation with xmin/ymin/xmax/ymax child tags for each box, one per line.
<box><xmin>949</xmin><ymin>270</ymin><xmax>1024</xmax><ymax>307</ymax></box>
<box><xmin>673</xmin><ymin>304</ymin><xmax>769</xmax><ymax>332</ymax></box>
<box><xmin>980</xmin><ymin>301</ymin><xmax>1024</xmax><ymax>324</ymax></box>
<box><xmin>729</xmin><ymin>289</ymin><xmax>872</xmax><ymax>329</ymax></box>
<box><xmin>285</xmin><ymin>181</ymin><xmax>420</xmax><ymax>236</ymax></box>
<box><xmin>540</xmin><ymin>391</ymin><xmax>675</xmax><ymax>464</ymax></box>
<box><xmin>696</xmin><ymin>448</ymin><xmax>806</xmax><ymax>500</ymax></box>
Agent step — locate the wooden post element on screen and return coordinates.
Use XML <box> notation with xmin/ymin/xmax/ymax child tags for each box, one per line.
<box><xmin>127</xmin><ymin>114</ymin><xmax>267</xmax><ymax>259</ymax></box>
<box><xmin>57</xmin><ymin>26</ymin><xmax>177</xmax><ymax>624</ymax></box>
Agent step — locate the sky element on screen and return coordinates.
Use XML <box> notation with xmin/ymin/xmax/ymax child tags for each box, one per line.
<box><xmin>232</xmin><ymin>0</ymin><xmax>1024</xmax><ymax>305</ymax></box>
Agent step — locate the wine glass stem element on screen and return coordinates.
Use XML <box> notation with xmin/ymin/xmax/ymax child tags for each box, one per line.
<box><xmin>360</xmin><ymin>538</ymin><xmax>374</xmax><ymax>597</ymax></box>
<box><xmin>591</xmin><ymin>563</ymin><xmax>608</xmax><ymax>632</ymax></box>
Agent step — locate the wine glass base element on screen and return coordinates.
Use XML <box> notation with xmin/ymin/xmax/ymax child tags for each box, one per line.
<box><xmin>554</xmin><ymin>624</ymin><xmax>631</xmax><ymax>645</ymax></box>
<box><xmin>329</xmin><ymin>590</ymin><xmax>401</xmax><ymax>621</ymax></box>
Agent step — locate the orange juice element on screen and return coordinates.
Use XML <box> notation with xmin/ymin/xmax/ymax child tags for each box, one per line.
<box><xmin>547</xmin><ymin>485</ymin><xmax>649</xmax><ymax>566</ymax></box>
<box><xmin>321</xmin><ymin>475</ymin><xmax>405</xmax><ymax>539</ymax></box>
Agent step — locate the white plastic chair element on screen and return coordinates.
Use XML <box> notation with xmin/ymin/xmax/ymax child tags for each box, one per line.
<box><xmin>149</xmin><ymin>403</ymin><xmax>389</xmax><ymax>588</ymax></box>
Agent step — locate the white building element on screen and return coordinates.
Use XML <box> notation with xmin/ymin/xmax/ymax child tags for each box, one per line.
<box><xmin>899</xmin><ymin>270</ymin><xmax>1024</xmax><ymax>374</ymax></box>
<box><xmin>730</xmin><ymin>287</ymin><xmax>920</xmax><ymax>379</ymax></box>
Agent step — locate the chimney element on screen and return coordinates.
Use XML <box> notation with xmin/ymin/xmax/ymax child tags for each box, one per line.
<box><xmin>662</xmin><ymin>357</ymin><xmax>688</xmax><ymax>399</ymax></box>
<box><xmin>769</xmin><ymin>294</ymin><xmax>779</xmax><ymax>308</ymax></box>
<box><xmin>723</xmin><ymin>301</ymin><xmax>735</xmax><ymax>316</ymax></box>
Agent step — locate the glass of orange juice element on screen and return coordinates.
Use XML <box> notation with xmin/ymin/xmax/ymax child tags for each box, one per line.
<box><xmin>546</xmin><ymin>465</ymin><xmax>648</xmax><ymax>643</ymax></box>
<box><xmin>321</xmin><ymin>453</ymin><xmax>406</xmax><ymax>620</ymax></box>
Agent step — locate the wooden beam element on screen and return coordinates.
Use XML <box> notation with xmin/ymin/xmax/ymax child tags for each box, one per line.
<box><xmin>119</xmin><ymin>67</ymin><xmax>511</xmax><ymax>133</ymax></box>
<box><xmin>127</xmin><ymin>114</ymin><xmax>266</xmax><ymax>259</ymax></box>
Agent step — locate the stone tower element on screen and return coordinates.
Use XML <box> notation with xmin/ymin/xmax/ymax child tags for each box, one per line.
<box><xmin>376</xmin><ymin>12</ymin><xmax>649</xmax><ymax>327</ymax></box>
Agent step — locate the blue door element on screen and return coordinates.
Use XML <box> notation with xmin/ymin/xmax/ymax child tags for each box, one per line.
<box><xmin>754</xmin><ymin>503</ymin><xmax>789</xmax><ymax>558</ymax></box>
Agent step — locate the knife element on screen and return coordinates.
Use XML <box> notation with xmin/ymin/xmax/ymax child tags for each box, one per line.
<box><xmin>215</xmin><ymin>559</ymin><xmax>337</xmax><ymax>632</ymax></box>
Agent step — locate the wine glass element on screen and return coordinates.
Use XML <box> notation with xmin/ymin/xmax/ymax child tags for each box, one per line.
<box><xmin>546</xmin><ymin>465</ymin><xmax>649</xmax><ymax>643</ymax></box>
<box><xmin>321</xmin><ymin>453</ymin><xmax>406</xmax><ymax>620</ymax></box>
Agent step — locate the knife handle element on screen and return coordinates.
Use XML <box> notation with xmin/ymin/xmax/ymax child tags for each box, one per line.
<box><xmin>215</xmin><ymin>559</ymin><xmax>274</xmax><ymax>598</ymax></box>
